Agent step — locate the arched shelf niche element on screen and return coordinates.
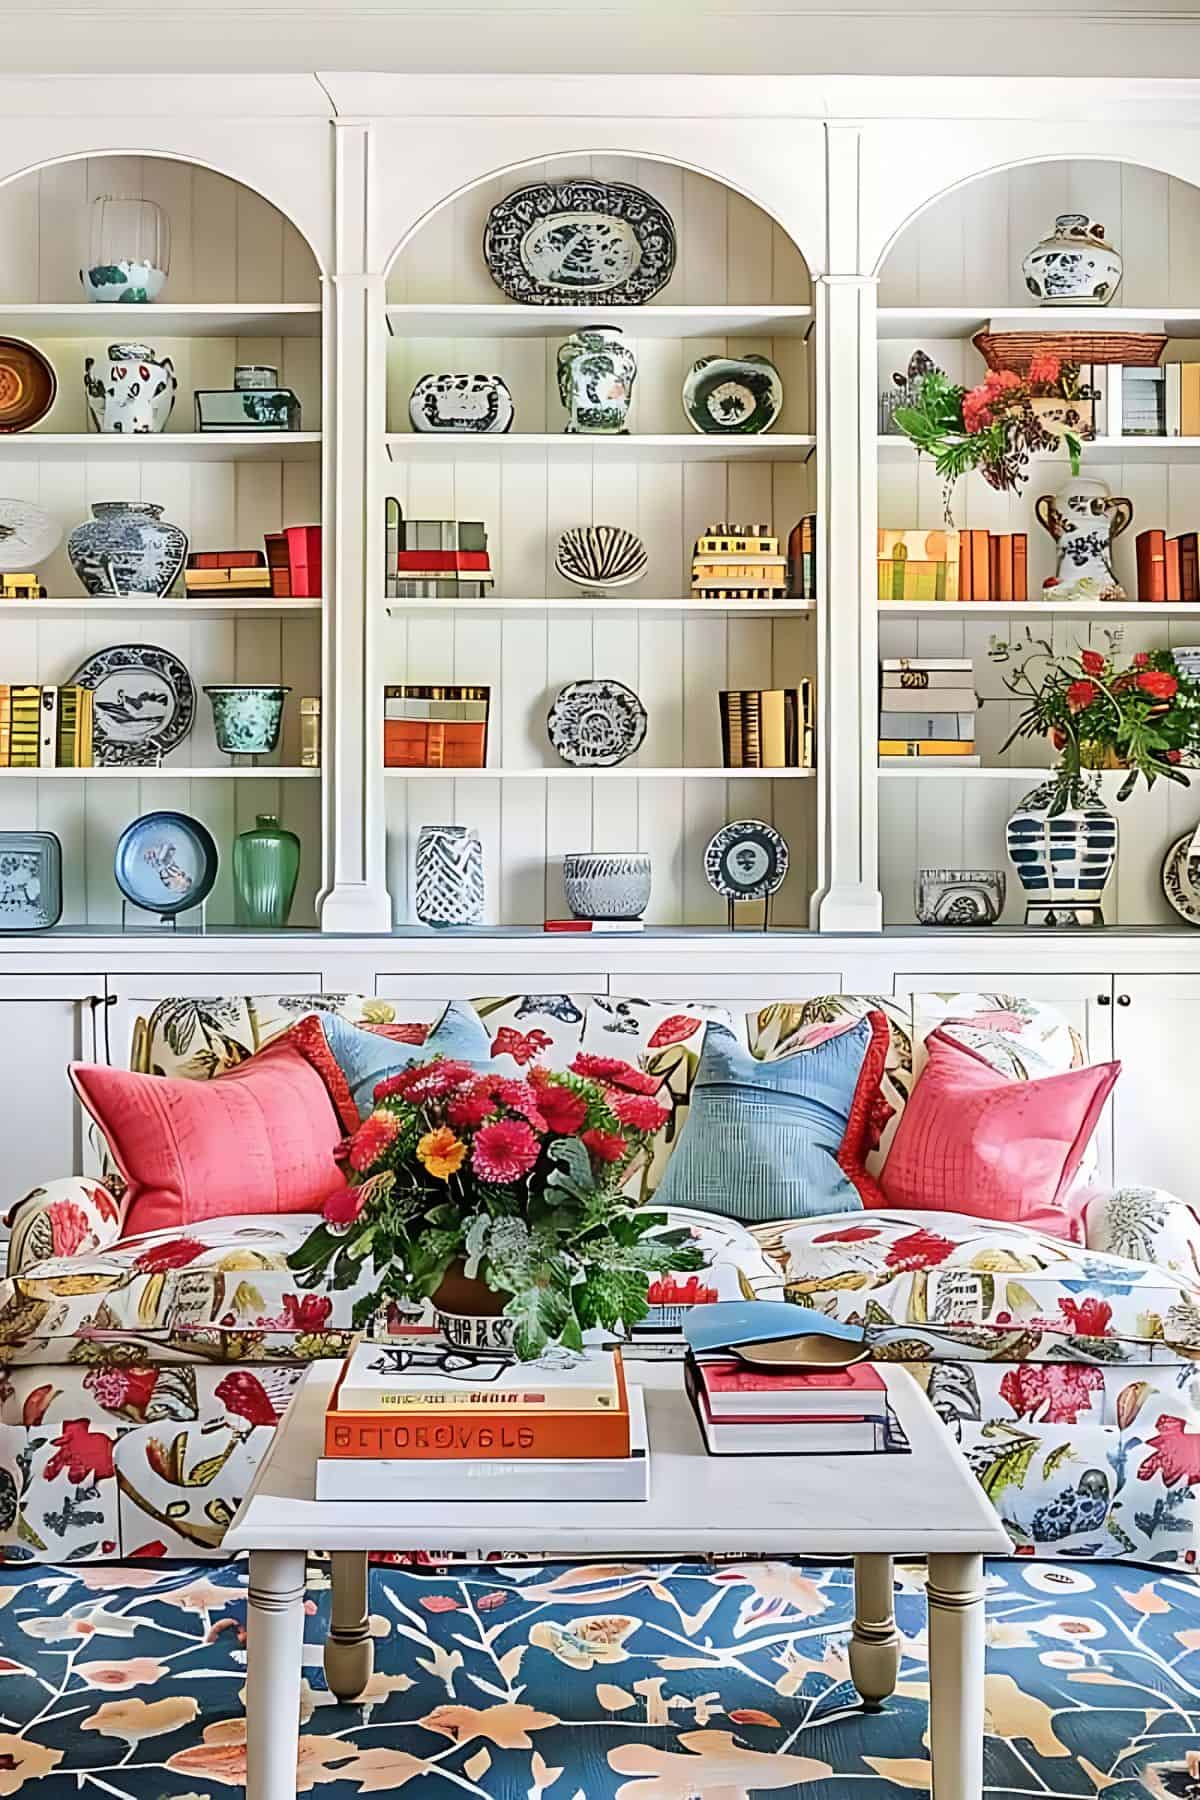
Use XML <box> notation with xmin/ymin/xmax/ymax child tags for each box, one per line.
<box><xmin>874</xmin><ymin>154</ymin><xmax>1200</xmax><ymax>934</ymax></box>
<box><xmin>0</xmin><ymin>151</ymin><xmax>325</xmax><ymax>930</ymax></box>
<box><xmin>381</xmin><ymin>149</ymin><xmax>819</xmax><ymax>932</ymax></box>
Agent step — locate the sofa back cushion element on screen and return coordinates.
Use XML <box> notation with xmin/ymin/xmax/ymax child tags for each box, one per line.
<box><xmin>70</xmin><ymin>1042</ymin><xmax>348</xmax><ymax>1237</ymax></box>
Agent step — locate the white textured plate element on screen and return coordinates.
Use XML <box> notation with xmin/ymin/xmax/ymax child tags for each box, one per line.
<box><xmin>0</xmin><ymin>499</ymin><xmax>61</xmax><ymax>573</ymax></box>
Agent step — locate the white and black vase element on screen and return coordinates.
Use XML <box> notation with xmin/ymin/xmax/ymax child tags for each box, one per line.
<box><xmin>414</xmin><ymin>824</ymin><xmax>485</xmax><ymax>928</ymax></box>
<box><xmin>556</xmin><ymin>326</ymin><xmax>637</xmax><ymax>434</ymax></box>
<box><xmin>1006</xmin><ymin>774</ymin><xmax>1118</xmax><ymax>927</ymax></box>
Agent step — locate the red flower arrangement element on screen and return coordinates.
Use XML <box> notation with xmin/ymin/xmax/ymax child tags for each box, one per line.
<box><xmin>287</xmin><ymin>1053</ymin><xmax>701</xmax><ymax>1358</ymax></box>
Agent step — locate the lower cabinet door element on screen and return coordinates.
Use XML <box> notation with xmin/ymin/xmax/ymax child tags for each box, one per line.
<box><xmin>1109</xmin><ymin>974</ymin><xmax>1200</xmax><ymax>1196</ymax></box>
<box><xmin>0</xmin><ymin>977</ymin><xmax>102</xmax><ymax>1223</ymax></box>
<box><xmin>890</xmin><ymin>970</ymin><xmax>1116</xmax><ymax>1188</ymax></box>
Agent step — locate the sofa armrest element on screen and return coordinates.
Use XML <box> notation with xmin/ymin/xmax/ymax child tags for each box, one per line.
<box><xmin>5</xmin><ymin>1177</ymin><xmax>128</xmax><ymax>1275</ymax></box>
<box><xmin>1083</xmin><ymin>1185</ymin><xmax>1200</xmax><ymax>1281</ymax></box>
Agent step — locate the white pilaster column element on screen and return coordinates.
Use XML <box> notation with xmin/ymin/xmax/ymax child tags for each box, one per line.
<box><xmin>813</xmin><ymin>123</ymin><xmax>882</xmax><ymax>933</ymax></box>
<box><xmin>319</xmin><ymin>119</ymin><xmax>392</xmax><ymax>932</ymax></box>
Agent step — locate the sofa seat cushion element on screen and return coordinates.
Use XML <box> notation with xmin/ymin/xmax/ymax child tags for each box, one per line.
<box><xmin>754</xmin><ymin>1208</ymin><xmax>1200</xmax><ymax>1362</ymax></box>
<box><xmin>0</xmin><ymin>1207</ymin><xmax>783</xmax><ymax>1364</ymax></box>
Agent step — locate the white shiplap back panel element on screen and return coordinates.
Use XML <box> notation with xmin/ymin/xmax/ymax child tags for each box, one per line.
<box><xmin>0</xmin><ymin>155</ymin><xmax>319</xmax><ymax>304</ymax></box>
<box><xmin>879</xmin><ymin>159</ymin><xmax>1200</xmax><ymax>306</ymax></box>
<box><xmin>387</xmin><ymin>159</ymin><xmax>811</xmax><ymax>307</ymax></box>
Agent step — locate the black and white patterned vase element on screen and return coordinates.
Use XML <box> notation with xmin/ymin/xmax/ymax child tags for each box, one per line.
<box><xmin>414</xmin><ymin>824</ymin><xmax>485</xmax><ymax>929</ymax></box>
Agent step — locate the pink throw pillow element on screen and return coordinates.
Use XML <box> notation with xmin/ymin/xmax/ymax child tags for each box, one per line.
<box><xmin>70</xmin><ymin>1042</ymin><xmax>347</xmax><ymax>1238</ymax></box>
<box><xmin>877</xmin><ymin>1029</ymin><xmax>1119</xmax><ymax>1231</ymax></box>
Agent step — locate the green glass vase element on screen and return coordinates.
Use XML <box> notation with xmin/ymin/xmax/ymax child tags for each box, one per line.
<box><xmin>233</xmin><ymin>814</ymin><xmax>300</xmax><ymax>928</ymax></box>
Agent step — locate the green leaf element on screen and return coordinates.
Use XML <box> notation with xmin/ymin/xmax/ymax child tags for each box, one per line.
<box><xmin>503</xmin><ymin>1271</ymin><xmax>576</xmax><ymax>1360</ymax></box>
<box><xmin>547</xmin><ymin>1136</ymin><xmax>596</xmax><ymax>1192</ymax></box>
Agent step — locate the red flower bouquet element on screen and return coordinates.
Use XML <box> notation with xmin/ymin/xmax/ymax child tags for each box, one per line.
<box><xmin>287</xmin><ymin>1054</ymin><xmax>702</xmax><ymax>1358</ymax></box>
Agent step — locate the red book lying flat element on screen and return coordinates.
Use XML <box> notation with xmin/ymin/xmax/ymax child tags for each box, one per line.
<box><xmin>694</xmin><ymin>1357</ymin><xmax>888</xmax><ymax>1420</ymax></box>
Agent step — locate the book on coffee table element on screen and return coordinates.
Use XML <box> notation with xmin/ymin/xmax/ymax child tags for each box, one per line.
<box><xmin>316</xmin><ymin>1386</ymin><xmax>648</xmax><ymax>1501</ymax></box>
<box><xmin>691</xmin><ymin>1356</ymin><xmax>888</xmax><ymax>1421</ymax></box>
<box><xmin>684</xmin><ymin>1354</ymin><xmax>907</xmax><ymax>1456</ymax></box>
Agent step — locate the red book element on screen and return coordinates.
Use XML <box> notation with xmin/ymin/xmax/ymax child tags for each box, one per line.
<box><xmin>1136</xmin><ymin>529</ymin><xmax>1167</xmax><ymax>602</ymax></box>
<box><xmin>393</xmin><ymin>550</ymin><xmax>491</xmax><ymax>573</ymax></box>
<box><xmin>694</xmin><ymin>1358</ymin><xmax>887</xmax><ymax>1420</ymax></box>
<box><xmin>1179</xmin><ymin>533</ymin><xmax>1200</xmax><ymax>603</ymax></box>
<box><xmin>1012</xmin><ymin>533</ymin><xmax>1028</xmax><ymax>601</ymax></box>
<box><xmin>1167</xmin><ymin>536</ymin><xmax>1183</xmax><ymax>601</ymax></box>
<box><xmin>988</xmin><ymin>534</ymin><xmax>1000</xmax><ymax>601</ymax></box>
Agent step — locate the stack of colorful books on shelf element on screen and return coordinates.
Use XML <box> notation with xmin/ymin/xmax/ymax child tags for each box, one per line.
<box><xmin>691</xmin><ymin>525</ymin><xmax>788</xmax><ymax>601</ymax></box>
<box><xmin>0</xmin><ymin>685</ymin><xmax>93</xmax><ymax>768</ymax></box>
<box><xmin>385</xmin><ymin>500</ymin><xmax>493</xmax><ymax>600</ymax></box>
<box><xmin>316</xmin><ymin>1334</ymin><xmax>648</xmax><ymax>1501</ymax></box>
<box><xmin>1135</xmin><ymin>529</ymin><xmax>1200</xmax><ymax>601</ymax></box>
<box><xmin>879</xmin><ymin>658</ymin><xmax>978</xmax><ymax>765</ymax></box>
<box><xmin>787</xmin><ymin>514</ymin><xmax>817</xmax><ymax>600</ymax></box>
<box><xmin>183</xmin><ymin>551</ymin><xmax>273</xmax><ymax>598</ymax></box>
<box><xmin>684</xmin><ymin>1352</ymin><xmax>894</xmax><ymax>1455</ymax></box>
<box><xmin>264</xmin><ymin>525</ymin><xmax>322</xmax><ymax>598</ymax></box>
<box><xmin>877</xmin><ymin>528</ymin><xmax>1028</xmax><ymax>602</ymax></box>
<box><xmin>383</xmin><ymin>684</ymin><xmax>490</xmax><ymax>768</ymax></box>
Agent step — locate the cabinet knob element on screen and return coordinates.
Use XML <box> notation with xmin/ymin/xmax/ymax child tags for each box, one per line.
<box><xmin>1096</xmin><ymin>993</ymin><xmax>1111</xmax><ymax>1006</ymax></box>
<box><xmin>1116</xmin><ymin>992</ymin><xmax>1131</xmax><ymax>1007</ymax></box>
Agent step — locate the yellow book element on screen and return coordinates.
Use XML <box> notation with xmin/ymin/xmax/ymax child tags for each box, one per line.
<box><xmin>1183</xmin><ymin>364</ymin><xmax>1200</xmax><ymax>438</ymax></box>
<box><xmin>879</xmin><ymin>739</ymin><xmax>977</xmax><ymax>756</ymax></box>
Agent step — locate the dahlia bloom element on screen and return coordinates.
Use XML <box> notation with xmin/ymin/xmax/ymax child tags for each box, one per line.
<box><xmin>348</xmin><ymin>1108</ymin><xmax>401</xmax><ymax>1172</ymax></box>
<box><xmin>418</xmin><ymin>1126</ymin><xmax>467</xmax><ymax>1181</ymax></box>
<box><xmin>609</xmin><ymin>1091</ymin><xmax>671</xmax><ymax>1133</ymax></box>
<box><xmin>537</xmin><ymin>1083</ymin><xmax>589</xmax><ymax>1136</ymax></box>
<box><xmin>570</xmin><ymin>1053</ymin><xmax>660</xmax><ymax>1094</ymax></box>
<box><xmin>447</xmin><ymin>1083</ymin><xmax>497</xmax><ymax>1130</ymax></box>
<box><xmin>582</xmin><ymin>1128</ymin><xmax>628</xmax><ymax>1163</ymax></box>
<box><xmin>472</xmin><ymin>1117</ymin><xmax>540</xmax><ymax>1183</ymax></box>
<box><xmin>1137</xmin><ymin>669</ymin><xmax>1178</xmax><ymax>700</ymax></box>
<box><xmin>1079</xmin><ymin>649</ymin><xmax>1106</xmax><ymax>676</ymax></box>
<box><xmin>1066</xmin><ymin>679</ymin><xmax>1099</xmax><ymax>712</ymax></box>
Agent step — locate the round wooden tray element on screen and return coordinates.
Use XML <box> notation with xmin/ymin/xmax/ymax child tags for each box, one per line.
<box><xmin>974</xmin><ymin>329</ymin><xmax>1167</xmax><ymax>371</ymax></box>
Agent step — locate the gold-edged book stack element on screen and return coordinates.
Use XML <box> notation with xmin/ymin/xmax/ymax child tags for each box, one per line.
<box><xmin>0</xmin><ymin>685</ymin><xmax>93</xmax><ymax>769</ymax></box>
<box><xmin>720</xmin><ymin>683</ymin><xmax>814</xmax><ymax>769</ymax></box>
<box><xmin>692</xmin><ymin>524</ymin><xmax>787</xmax><ymax>601</ymax></box>
<box><xmin>315</xmin><ymin>1334</ymin><xmax>647</xmax><ymax>1502</ymax></box>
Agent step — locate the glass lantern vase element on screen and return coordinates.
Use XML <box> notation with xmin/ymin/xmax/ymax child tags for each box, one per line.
<box><xmin>82</xmin><ymin>197</ymin><xmax>170</xmax><ymax>303</ymax></box>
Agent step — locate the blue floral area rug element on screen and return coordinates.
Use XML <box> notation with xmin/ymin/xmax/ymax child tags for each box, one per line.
<box><xmin>0</xmin><ymin>1556</ymin><xmax>1195</xmax><ymax>1796</ymax></box>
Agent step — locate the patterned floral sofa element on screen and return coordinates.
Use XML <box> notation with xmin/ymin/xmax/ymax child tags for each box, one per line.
<box><xmin>4</xmin><ymin>988</ymin><xmax>1200</xmax><ymax>1567</ymax></box>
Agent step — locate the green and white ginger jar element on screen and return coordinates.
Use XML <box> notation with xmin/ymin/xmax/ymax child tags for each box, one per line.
<box><xmin>556</xmin><ymin>326</ymin><xmax>637</xmax><ymax>433</ymax></box>
<box><xmin>204</xmin><ymin>684</ymin><xmax>290</xmax><ymax>756</ymax></box>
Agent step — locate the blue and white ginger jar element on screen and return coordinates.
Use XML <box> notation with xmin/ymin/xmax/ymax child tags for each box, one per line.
<box><xmin>1006</xmin><ymin>775</ymin><xmax>1118</xmax><ymax>926</ymax></box>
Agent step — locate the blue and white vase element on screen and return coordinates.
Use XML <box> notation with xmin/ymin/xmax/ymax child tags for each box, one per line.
<box><xmin>1006</xmin><ymin>775</ymin><xmax>1118</xmax><ymax>927</ymax></box>
<box><xmin>67</xmin><ymin>501</ymin><xmax>187</xmax><ymax>598</ymax></box>
<box><xmin>415</xmin><ymin>824</ymin><xmax>485</xmax><ymax>928</ymax></box>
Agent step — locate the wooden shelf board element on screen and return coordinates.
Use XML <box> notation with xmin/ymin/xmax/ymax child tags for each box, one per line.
<box><xmin>879</xmin><ymin>765</ymin><xmax>1060</xmax><ymax>779</ymax></box>
<box><xmin>0</xmin><ymin>766</ymin><xmax>321</xmax><ymax>779</ymax></box>
<box><xmin>0</xmin><ymin>303</ymin><xmax>322</xmax><ymax>339</ymax></box>
<box><xmin>385</xmin><ymin>766</ymin><xmax>815</xmax><ymax>780</ymax></box>
<box><xmin>387</xmin><ymin>432</ymin><xmax>816</xmax><ymax>463</ymax></box>
<box><xmin>0</xmin><ymin>597</ymin><xmax>321</xmax><ymax>619</ymax></box>
<box><xmin>0</xmin><ymin>433</ymin><xmax>322</xmax><ymax>462</ymax></box>
<box><xmin>878</xmin><ymin>305</ymin><xmax>1200</xmax><ymax>339</ymax></box>
<box><xmin>386</xmin><ymin>596</ymin><xmax>815</xmax><ymax>616</ymax></box>
<box><xmin>878</xmin><ymin>600</ymin><xmax>1200</xmax><ymax>617</ymax></box>
<box><xmin>385</xmin><ymin>303</ymin><xmax>814</xmax><ymax>339</ymax></box>
<box><xmin>879</xmin><ymin>434</ymin><xmax>1200</xmax><ymax>464</ymax></box>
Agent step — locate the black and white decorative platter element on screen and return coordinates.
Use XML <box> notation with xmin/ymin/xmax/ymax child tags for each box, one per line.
<box><xmin>1162</xmin><ymin>829</ymin><xmax>1200</xmax><ymax>926</ymax></box>
<box><xmin>483</xmin><ymin>180</ymin><xmax>677</xmax><ymax>306</ymax></box>
<box><xmin>704</xmin><ymin>819</ymin><xmax>789</xmax><ymax>901</ymax></box>
<box><xmin>547</xmin><ymin>678</ymin><xmax>648</xmax><ymax>767</ymax></box>
<box><xmin>408</xmin><ymin>373</ymin><xmax>514</xmax><ymax>434</ymax></box>
<box><xmin>114</xmin><ymin>810</ymin><xmax>218</xmax><ymax>919</ymax></box>
<box><xmin>554</xmin><ymin>525</ymin><xmax>647</xmax><ymax>590</ymax></box>
<box><xmin>70</xmin><ymin>643</ymin><xmax>195</xmax><ymax>767</ymax></box>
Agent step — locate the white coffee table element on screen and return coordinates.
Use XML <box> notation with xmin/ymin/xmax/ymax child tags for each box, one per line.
<box><xmin>227</xmin><ymin>1359</ymin><xmax>1009</xmax><ymax>1800</ymax></box>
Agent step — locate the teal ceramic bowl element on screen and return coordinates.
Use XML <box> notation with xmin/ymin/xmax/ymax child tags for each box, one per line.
<box><xmin>204</xmin><ymin>684</ymin><xmax>290</xmax><ymax>756</ymax></box>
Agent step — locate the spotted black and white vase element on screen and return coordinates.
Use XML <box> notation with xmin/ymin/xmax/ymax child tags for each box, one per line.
<box><xmin>414</xmin><ymin>824</ymin><xmax>485</xmax><ymax>928</ymax></box>
<box><xmin>1006</xmin><ymin>777</ymin><xmax>1118</xmax><ymax>927</ymax></box>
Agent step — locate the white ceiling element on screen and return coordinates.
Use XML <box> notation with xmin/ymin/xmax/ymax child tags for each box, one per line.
<box><xmin>3</xmin><ymin>1</ymin><xmax>1200</xmax><ymax>78</ymax></box>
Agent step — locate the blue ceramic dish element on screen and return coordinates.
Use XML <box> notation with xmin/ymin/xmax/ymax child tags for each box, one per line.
<box><xmin>114</xmin><ymin>811</ymin><xmax>218</xmax><ymax>919</ymax></box>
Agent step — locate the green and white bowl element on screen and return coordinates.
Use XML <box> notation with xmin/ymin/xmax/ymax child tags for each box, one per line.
<box><xmin>204</xmin><ymin>684</ymin><xmax>290</xmax><ymax>756</ymax></box>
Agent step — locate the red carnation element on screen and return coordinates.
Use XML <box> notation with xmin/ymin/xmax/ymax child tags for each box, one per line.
<box><xmin>348</xmin><ymin>1109</ymin><xmax>401</xmax><ymax>1172</ymax></box>
<box><xmin>570</xmin><ymin>1053</ymin><xmax>660</xmax><ymax>1094</ymax></box>
<box><xmin>323</xmin><ymin>1186</ymin><xmax>366</xmax><ymax>1226</ymax></box>
<box><xmin>1066</xmin><ymin>679</ymin><xmax>1099</xmax><ymax>712</ymax></box>
<box><xmin>1133</xmin><ymin>651</ymin><xmax>1150</xmax><ymax>669</ymax></box>
<box><xmin>491</xmin><ymin>1078</ymin><xmax>548</xmax><ymax>1133</ymax></box>
<box><xmin>447</xmin><ymin>1083</ymin><xmax>497</xmax><ymax>1130</ymax></box>
<box><xmin>1079</xmin><ymin>649</ymin><xmax>1105</xmax><ymax>676</ymax></box>
<box><xmin>536</xmin><ymin>1083</ymin><xmax>589</xmax><ymax>1136</ymax></box>
<box><xmin>1138</xmin><ymin>670</ymin><xmax>1178</xmax><ymax>700</ymax></box>
<box><xmin>609</xmin><ymin>1091</ymin><xmax>671</xmax><ymax>1134</ymax></box>
<box><xmin>472</xmin><ymin>1118</ymin><xmax>540</xmax><ymax>1183</ymax></box>
<box><xmin>582</xmin><ymin>1128</ymin><xmax>628</xmax><ymax>1163</ymax></box>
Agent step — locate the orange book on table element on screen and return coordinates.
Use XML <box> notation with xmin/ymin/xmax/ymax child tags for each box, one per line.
<box><xmin>324</xmin><ymin>1354</ymin><xmax>631</xmax><ymax>1460</ymax></box>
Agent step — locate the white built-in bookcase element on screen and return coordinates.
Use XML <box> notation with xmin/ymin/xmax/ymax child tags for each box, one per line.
<box><xmin>6</xmin><ymin>87</ymin><xmax>1200</xmax><ymax>941</ymax></box>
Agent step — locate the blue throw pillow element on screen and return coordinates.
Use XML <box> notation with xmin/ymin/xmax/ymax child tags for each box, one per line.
<box><xmin>654</xmin><ymin>1016</ymin><xmax>877</xmax><ymax>1225</ymax></box>
<box><xmin>294</xmin><ymin>1001</ymin><xmax>492</xmax><ymax>1127</ymax></box>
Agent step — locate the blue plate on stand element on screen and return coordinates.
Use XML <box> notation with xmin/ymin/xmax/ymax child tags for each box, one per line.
<box><xmin>114</xmin><ymin>811</ymin><xmax>218</xmax><ymax>920</ymax></box>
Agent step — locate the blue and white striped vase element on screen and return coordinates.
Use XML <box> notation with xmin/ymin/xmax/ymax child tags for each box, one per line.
<box><xmin>1006</xmin><ymin>775</ymin><xmax>1118</xmax><ymax>928</ymax></box>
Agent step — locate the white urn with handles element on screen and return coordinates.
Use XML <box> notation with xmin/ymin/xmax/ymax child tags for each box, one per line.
<box><xmin>1035</xmin><ymin>477</ymin><xmax>1133</xmax><ymax>603</ymax></box>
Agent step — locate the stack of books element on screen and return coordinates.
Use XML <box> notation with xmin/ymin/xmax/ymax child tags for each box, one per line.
<box><xmin>685</xmin><ymin>1351</ymin><xmax>893</xmax><ymax>1455</ymax></box>
<box><xmin>1116</xmin><ymin>362</ymin><xmax>1199</xmax><ymax>438</ymax></box>
<box><xmin>264</xmin><ymin>525</ymin><xmax>322</xmax><ymax>598</ymax></box>
<box><xmin>878</xmin><ymin>528</ymin><xmax>1028</xmax><ymax>602</ymax></box>
<box><xmin>719</xmin><ymin>683</ymin><xmax>814</xmax><ymax>768</ymax></box>
<box><xmin>385</xmin><ymin>500</ymin><xmax>493</xmax><ymax>601</ymax></box>
<box><xmin>879</xmin><ymin>658</ymin><xmax>978</xmax><ymax>764</ymax></box>
<box><xmin>317</xmin><ymin>1334</ymin><xmax>648</xmax><ymax>1501</ymax></box>
<box><xmin>1135</xmin><ymin>529</ymin><xmax>1200</xmax><ymax>600</ymax></box>
<box><xmin>691</xmin><ymin>524</ymin><xmax>787</xmax><ymax>601</ymax></box>
<box><xmin>184</xmin><ymin>551</ymin><xmax>272</xmax><ymax>598</ymax></box>
<box><xmin>0</xmin><ymin>685</ymin><xmax>93</xmax><ymax>768</ymax></box>
<box><xmin>383</xmin><ymin>684</ymin><xmax>490</xmax><ymax>768</ymax></box>
<box><xmin>787</xmin><ymin>514</ymin><xmax>817</xmax><ymax>600</ymax></box>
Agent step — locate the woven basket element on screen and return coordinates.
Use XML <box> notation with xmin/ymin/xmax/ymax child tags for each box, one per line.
<box><xmin>974</xmin><ymin>329</ymin><xmax>1167</xmax><ymax>371</ymax></box>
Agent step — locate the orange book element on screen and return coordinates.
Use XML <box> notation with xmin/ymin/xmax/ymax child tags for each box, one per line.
<box><xmin>958</xmin><ymin>531</ymin><xmax>974</xmax><ymax>601</ymax></box>
<box><xmin>996</xmin><ymin>534</ymin><xmax>1014</xmax><ymax>602</ymax></box>
<box><xmin>1012</xmin><ymin>533</ymin><xmax>1028</xmax><ymax>601</ymax></box>
<box><xmin>324</xmin><ymin>1356</ymin><xmax>630</xmax><ymax>1460</ymax></box>
<box><xmin>383</xmin><ymin>721</ymin><xmax>487</xmax><ymax>769</ymax></box>
<box><xmin>1167</xmin><ymin>536</ymin><xmax>1183</xmax><ymax>601</ymax></box>
<box><xmin>971</xmin><ymin>530</ymin><xmax>991</xmax><ymax>601</ymax></box>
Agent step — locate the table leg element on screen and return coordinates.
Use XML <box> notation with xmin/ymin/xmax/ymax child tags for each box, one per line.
<box><xmin>246</xmin><ymin>1549</ymin><xmax>306</xmax><ymax>1800</ymax></box>
<box><xmin>927</xmin><ymin>1552</ymin><xmax>986</xmax><ymax>1800</ymax></box>
<box><xmin>324</xmin><ymin>1551</ymin><xmax>374</xmax><ymax>1702</ymax></box>
<box><xmin>850</xmin><ymin>1553</ymin><xmax>900</xmax><ymax>1710</ymax></box>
